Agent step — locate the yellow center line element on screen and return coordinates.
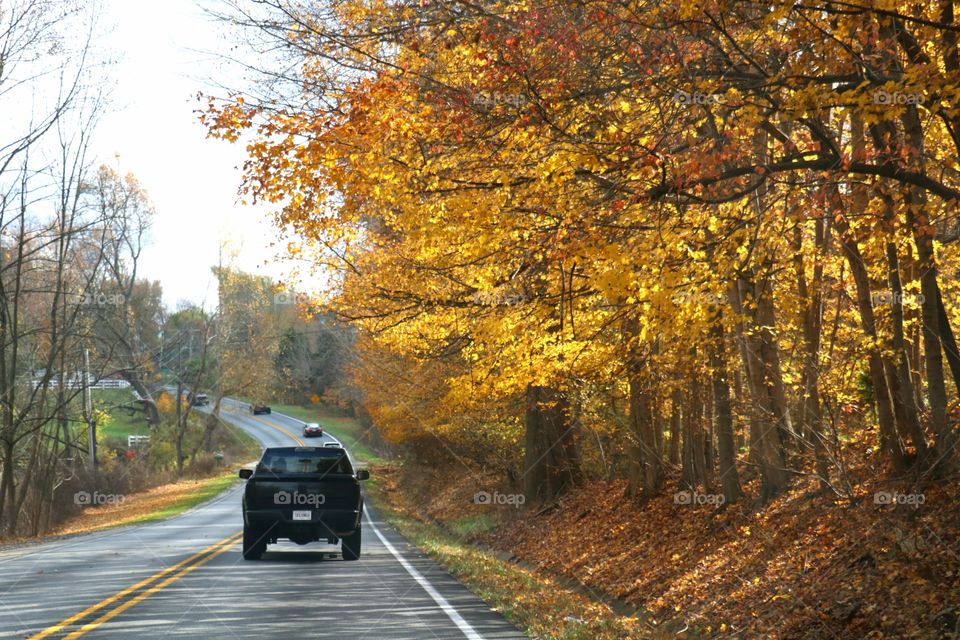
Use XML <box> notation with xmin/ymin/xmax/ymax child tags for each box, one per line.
<box><xmin>62</xmin><ymin>535</ymin><xmax>241</xmax><ymax>639</ymax></box>
<box><xmin>29</xmin><ymin>532</ymin><xmax>241</xmax><ymax>640</ymax></box>
<box><xmin>223</xmin><ymin>406</ymin><xmax>305</xmax><ymax>445</ymax></box>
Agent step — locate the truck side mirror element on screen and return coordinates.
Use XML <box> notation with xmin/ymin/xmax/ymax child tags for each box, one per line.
<box><xmin>356</xmin><ymin>469</ymin><xmax>369</xmax><ymax>481</ymax></box>
<box><xmin>239</xmin><ymin>468</ymin><xmax>253</xmax><ymax>480</ymax></box>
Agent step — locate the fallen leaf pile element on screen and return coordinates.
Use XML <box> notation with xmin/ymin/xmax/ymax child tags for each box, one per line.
<box><xmin>378</xmin><ymin>452</ymin><xmax>960</xmax><ymax>639</ymax></box>
<box><xmin>46</xmin><ymin>475</ymin><xmax>235</xmax><ymax>538</ymax></box>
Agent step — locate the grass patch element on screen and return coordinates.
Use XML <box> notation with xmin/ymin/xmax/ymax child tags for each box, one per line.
<box><xmin>448</xmin><ymin>514</ymin><xmax>497</xmax><ymax>538</ymax></box>
<box><xmin>93</xmin><ymin>388</ymin><xmax>150</xmax><ymax>441</ymax></box>
<box><xmin>267</xmin><ymin>402</ymin><xmax>384</xmax><ymax>463</ymax></box>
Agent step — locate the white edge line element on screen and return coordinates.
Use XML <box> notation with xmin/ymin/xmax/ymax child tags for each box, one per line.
<box><xmin>363</xmin><ymin>505</ymin><xmax>484</xmax><ymax>640</ymax></box>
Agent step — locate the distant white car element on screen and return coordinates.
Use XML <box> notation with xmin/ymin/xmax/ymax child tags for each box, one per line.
<box><xmin>323</xmin><ymin>441</ymin><xmax>342</xmax><ymax>448</ymax></box>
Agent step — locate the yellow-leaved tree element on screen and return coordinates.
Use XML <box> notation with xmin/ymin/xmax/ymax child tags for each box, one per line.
<box><xmin>203</xmin><ymin>0</ymin><xmax>960</xmax><ymax>505</ymax></box>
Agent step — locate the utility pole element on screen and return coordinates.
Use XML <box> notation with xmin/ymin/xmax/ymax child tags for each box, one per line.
<box><xmin>176</xmin><ymin>347</ymin><xmax>183</xmax><ymax>429</ymax></box>
<box><xmin>84</xmin><ymin>349</ymin><xmax>96</xmax><ymax>474</ymax></box>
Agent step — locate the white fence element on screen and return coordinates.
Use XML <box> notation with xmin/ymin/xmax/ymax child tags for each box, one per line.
<box><xmin>32</xmin><ymin>377</ymin><xmax>131</xmax><ymax>390</ymax></box>
<box><xmin>88</xmin><ymin>379</ymin><xmax>131</xmax><ymax>389</ymax></box>
<box><xmin>127</xmin><ymin>435</ymin><xmax>150</xmax><ymax>448</ymax></box>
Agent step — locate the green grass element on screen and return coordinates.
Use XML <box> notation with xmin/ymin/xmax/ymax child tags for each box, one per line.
<box><xmin>448</xmin><ymin>514</ymin><xmax>497</xmax><ymax>538</ymax></box>
<box><xmin>267</xmin><ymin>402</ymin><xmax>385</xmax><ymax>463</ymax></box>
<box><xmin>92</xmin><ymin>388</ymin><xmax>150</xmax><ymax>441</ymax></box>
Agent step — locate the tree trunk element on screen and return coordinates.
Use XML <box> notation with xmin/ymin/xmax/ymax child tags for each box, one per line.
<box><xmin>830</xmin><ymin>194</ymin><xmax>907</xmax><ymax>470</ymax></box>
<box><xmin>522</xmin><ymin>385</ymin><xmax>578</xmax><ymax>504</ymax></box>
<box><xmin>710</xmin><ymin>311</ymin><xmax>742</xmax><ymax>502</ymax></box>
<box><xmin>935</xmin><ymin>283</ymin><xmax>960</xmax><ymax>399</ymax></box>
<box><xmin>755</xmin><ymin>273</ymin><xmax>795</xmax><ymax>449</ymax></box>
<box><xmin>732</xmin><ymin>367</ymin><xmax>746</xmax><ymax>450</ymax></box>
<box><xmin>728</xmin><ymin>292</ymin><xmax>761</xmax><ymax>467</ymax></box>
<box><xmin>668</xmin><ymin>391</ymin><xmax>682</xmax><ymax>465</ymax></box>
<box><xmin>680</xmin><ymin>386</ymin><xmax>697</xmax><ymax>490</ymax></box>
<box><xmin>11</xmin><ymin>432</ymin><xmax>42</xmax><ymax>534</ymax></box>
<box><xmin>735</xmin><ymin>271</ymin><xmax>791</xmax><ymax>501</ymax></box>
<box><xmin>792</xmin><ymin>221</ymin><xmax>831</xmax><ymax>488</ymax></box>
<box><xmin>624</xmin><ymin>318</ymin><xmax>664</xmax><ymax>499</ymax></box>
<box><xmin>625</xmin><ymin>377</ymin><xmax>663</xmax><ymax>499</ymax></box>
<box><xmin>883</xmin><ymin>241</ymin><xmax>928</xmax><ymax>460</ymax></box>
<box><xmin>908</xmin><ymin>194</ymin><xmax>953</xmax><ymax>465</ymax></box>
<box><xmin>681</xmin><ymin>379</ymin><xmax>711</xmax><ymax>492</ymax></box>
<box><xmin>1</xmin><ymin>438</ymin><xmax>13</xmax><ymax>535</ymax></box>
<box><xmin>123</xmin><ymin>373</ymin><xmax>160</xmax><ymax>426</ymax></box>
<box><xmin>901</xmin><ymin>101</ymin><xmax>955</xmax><ymax>466</ymax></box>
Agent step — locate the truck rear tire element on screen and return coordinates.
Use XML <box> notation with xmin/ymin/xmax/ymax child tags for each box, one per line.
<box><xmin>243</xmin><ymin>525</ymin><xmax>266</xmax><ymax>560</ymax></box>
<box><xmin>342</xmin><ymin>528</ymin><xmax>361</xmax><ymax>560</ymax></box>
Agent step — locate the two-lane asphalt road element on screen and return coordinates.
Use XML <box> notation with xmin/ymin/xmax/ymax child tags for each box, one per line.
<box><xmin>0</xmin><ymin>402</ymin><xmax>525</xmax><ymax>639</ymax></box>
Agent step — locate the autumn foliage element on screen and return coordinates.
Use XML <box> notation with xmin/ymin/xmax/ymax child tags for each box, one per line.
<box><xmin>205</xmin><ymin>0</ymin><xmax>960</xmax><ymax>509</ymax></box>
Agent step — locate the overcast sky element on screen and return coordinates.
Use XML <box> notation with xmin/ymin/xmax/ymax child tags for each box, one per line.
<box><xmin>92</xmin><ymin>0</ymin><xmax>300</xmax><ymax>310</ymax></box>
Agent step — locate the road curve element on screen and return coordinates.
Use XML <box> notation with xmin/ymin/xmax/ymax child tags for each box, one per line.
<box><xmin>0</xmin><ymin>401</ymin><xmax>525</xmax><ymax>639</ymax></box>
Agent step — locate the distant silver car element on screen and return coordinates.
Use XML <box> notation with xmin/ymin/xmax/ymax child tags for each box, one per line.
<box><xmin>302</xmin><ymin>422</ymin><xmax>324</xmax><ymax>438</ymax></box>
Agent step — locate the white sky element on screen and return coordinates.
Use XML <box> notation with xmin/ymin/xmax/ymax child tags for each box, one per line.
<box><xmin>93</xmin><ymin>0</ymin><xmax>302</xmax><ymax>310</ymax></box>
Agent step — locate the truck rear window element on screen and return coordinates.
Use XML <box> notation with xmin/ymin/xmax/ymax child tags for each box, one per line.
<box><xmin>257</xmin><ymin>450</ymin><xmax>353</xmax><ymax>475</ymax></box>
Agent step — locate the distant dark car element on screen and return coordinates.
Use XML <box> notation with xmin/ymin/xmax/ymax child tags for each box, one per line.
<box><xmin>191</xmin><ymin>393</ymin><xmax>209</xmax><ymax>407</ymax></box>
<box><xmin>302</xmin><ymin>422</ymin><xmax>323</xmax><ymax>438</ymax></box>
<box><xmin>239</xmin><ymin>446</ymin><xmax>369</xmax><ymax>560</ymax></box>
<box><xmin>250</xmin><ymin>403</ymin><xmax>271</xmax><ymax>415</ymax></box>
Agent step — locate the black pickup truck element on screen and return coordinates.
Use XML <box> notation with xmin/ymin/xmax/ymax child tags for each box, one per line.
<box><xmin>239</xmin><ymin>446</ymin><xmax>370</xmax><ymax>560</ymax></box>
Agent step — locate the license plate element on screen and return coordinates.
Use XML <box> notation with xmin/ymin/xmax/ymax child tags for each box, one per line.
<box><xmin>292</xmin><ymin>510</ymin><xmax>312</xmax><ymax>521</ymax></box>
